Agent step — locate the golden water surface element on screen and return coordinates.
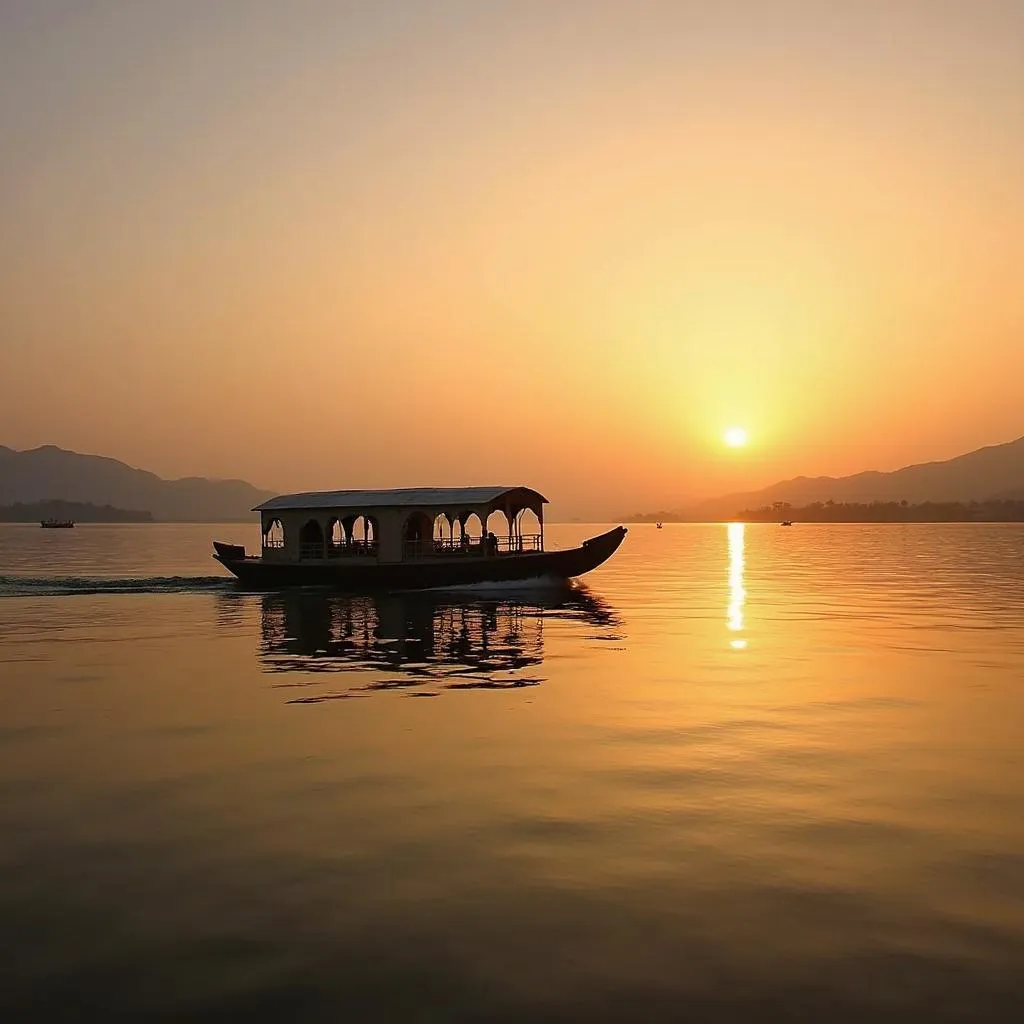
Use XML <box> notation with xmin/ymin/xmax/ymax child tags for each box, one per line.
<box><xmin>1</xmin><ymin>522</ymin><xmax>1023</xmax><ymax>1020</ymax></box>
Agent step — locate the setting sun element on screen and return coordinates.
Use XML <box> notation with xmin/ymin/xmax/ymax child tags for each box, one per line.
<box><xmin>724</xmin><ymin>427</ymin><xmax>749</xmax><ymax>448</ymax></box>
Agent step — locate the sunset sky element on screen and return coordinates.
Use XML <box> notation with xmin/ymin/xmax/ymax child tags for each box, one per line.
<box><xmin>1</xmin><ymin>0</ymin><xmax>1022</xmax><ymax>517</ymax></box>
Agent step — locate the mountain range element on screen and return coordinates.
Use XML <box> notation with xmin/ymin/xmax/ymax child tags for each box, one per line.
<box><xmin>0</xmin><ymin>445</ymin><xmax>274</xmax><ymax>521</ymax></box>
<box><xmin>5</xmin><ymin>436</ymin><xmax>1024</xmax><ymax>524</ymax></box>
<box><xmin>633</xmin><ymin>435</ymin><xmax>1024</xmax><ymax>520</ymax></box>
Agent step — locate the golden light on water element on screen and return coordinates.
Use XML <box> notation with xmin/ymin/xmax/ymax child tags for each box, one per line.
<box><xmin>724</xmin><ymin>427</ymin><xmax>749</xmax><ymax>448</ymax></box>
<box><xmin>727</xmin><ymin>522</ymin><xmax>746</xmax><ymax>647</ymax></box>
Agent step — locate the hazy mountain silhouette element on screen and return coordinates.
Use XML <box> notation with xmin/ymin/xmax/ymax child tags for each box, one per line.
<box><xmin>688</xmin><ymin>435</ymin><xmax>1024</xmax><ymax>518</ymax></box>
<box><xmin>626</xmin><ymin>435</ymin><xmax>1024</xmax><ymax>521</ymax></box>
<box><xmin>0</xmin><ymin>445</ymin><xmax>274</xmax><ymax>521</ymax></box>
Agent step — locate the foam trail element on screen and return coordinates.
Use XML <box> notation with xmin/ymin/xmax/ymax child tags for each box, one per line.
<box><xmin>0</xmin><ymin>575</ymin><xmax>233</xmax><ymax>597</ymax></box>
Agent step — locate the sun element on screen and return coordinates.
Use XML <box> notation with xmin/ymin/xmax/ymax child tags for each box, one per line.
<box><xmin>723</xmin><ymin>426</ymin><xmax>749</xmax><ymax>448</ymax></box>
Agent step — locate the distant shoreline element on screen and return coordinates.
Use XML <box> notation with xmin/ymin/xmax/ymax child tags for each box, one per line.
<box><xmin>0</xmin><ymin>501</ymin><xmax>153</xmax><ymax>523</ymax></box>
<box><xmin>628</xmin><ymin>518</ymin><xmax>1024</xmax><ymax>524</ymax></box>
<box><xmin>628</xmin><ymin>500</ymin><xmax>1024</xmax><ymax>524</ymax></box>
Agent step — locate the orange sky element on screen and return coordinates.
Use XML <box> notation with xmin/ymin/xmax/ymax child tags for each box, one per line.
<box><xmin>1</xmin><ymin>1</ymin><xmax>1022</xmax><ymax>517</ymax></box>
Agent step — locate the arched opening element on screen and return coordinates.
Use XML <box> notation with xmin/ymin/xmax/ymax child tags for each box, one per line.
<box><xmin>460</xmin><ymin>512</ymin><xmax>483</xmax><ymax>554</ymax></box>
<box><xmin>299</xmin><ymin>518</ymin><xmax>324</xmax><ymax>560</ymax></box>
<box><xmin>352</xmin><ymin>515</ymin><xmax>378</xmax><ymax>556</ymax></box>
<box><xmin>484</xmin><ymin>509</ymin><xmax>510</xmax><ymax>556</ymax></box>
<box><xmin>433</xmin><ymin>512</ymin><xmax>453</xmax><ymax>553</ymax></box>
<box><xmin>323</xmin><ymin>515</ymin><xmax>378</xmax><ymax>558</ymax></box>
<box><xmin>341</xmin><ymin>515</ymin><xmax>357</xmax><ymax>549</ymax></box>
<box><xmin>403</xmin><ymin>511</ymin><xmax>433</xmax><ymax>559</ymax></box>
<box><xmin>327</xmin><ymin>517</ymin><xmax>344</xmax><ymax>558</ymax></box>
<box><xmin>515</xmin><ymin>508</ymin><xmax>542</xmax><ymax>552</ymax></box>
<box><xmin>263</xmin><ymin>518</ymin><xmax>285</xmax><ymax>550</ymax></box>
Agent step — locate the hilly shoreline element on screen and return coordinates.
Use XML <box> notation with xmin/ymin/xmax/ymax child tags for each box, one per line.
<box><xmin>628</xmin><ymin>435</ymin><xmax>1024</xmax><ymax>522</ymax></box>
<box><xmin>0</xmin><ymin>446</ymin><xmax>274</xmax><ymax>522</ymax></box>
<box><xmin>0</xmin><ymin>500</ymin><xmax>154</xmax><ymax>523</ymax></box>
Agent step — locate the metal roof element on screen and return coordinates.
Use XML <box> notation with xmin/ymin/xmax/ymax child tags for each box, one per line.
<box><xmin>254</xmin><ymin>486</ymin><xmax>547</xmax><ymax>513</ymax></box>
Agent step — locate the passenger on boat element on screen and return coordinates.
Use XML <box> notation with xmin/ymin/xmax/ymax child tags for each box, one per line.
<box><xmin>486</xmin><ymin>531</ymin><xmax>498</xmax><ymax>556</ymax></box>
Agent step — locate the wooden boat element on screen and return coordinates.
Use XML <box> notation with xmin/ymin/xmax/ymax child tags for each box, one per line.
<box><xmin>40</xmin><ymin>519</ymin><xmax>74</xmax><ymax>529</ymax></box>
<box><xmin>212</xmin><ymin>486</ymin><xmax>626</xmax><ymax>591</ymax></box>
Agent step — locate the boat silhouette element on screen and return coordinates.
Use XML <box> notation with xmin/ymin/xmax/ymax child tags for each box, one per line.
<box><xmin>214</xmin><ymin>485</ymin><xmax>626</xmax><ymax>590</ymax></box>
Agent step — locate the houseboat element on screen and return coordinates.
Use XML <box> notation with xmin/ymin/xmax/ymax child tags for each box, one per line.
<box><xmin>212</xmin><ymin>486</ymin><xmax>626</xmax><ymax>590</ymax></box>
<box><xmin>41</xmin><ymin>519</ymin><xmax>75</xmax><ymax>529</ymax></box>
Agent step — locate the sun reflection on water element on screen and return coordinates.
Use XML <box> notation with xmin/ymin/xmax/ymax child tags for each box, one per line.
<box><xmin>727</xmin><ymin>522</ymin><xmax>746</xmax><ymax>647</ymax></box>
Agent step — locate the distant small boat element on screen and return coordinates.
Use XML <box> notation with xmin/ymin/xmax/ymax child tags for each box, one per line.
<box><xmin>781</xmin><ymin>520</ymin><xmax>793</xmax><ymax>527</ymax></box>
<box><xmin>41</xmin><ymin>519</ymin><xmax>74</xmax><ymax>529</ymax></box>
<box><xmin>656</xmin><ymin>522</ymin><xmax>663</xmax><ymax>529</ymax></box>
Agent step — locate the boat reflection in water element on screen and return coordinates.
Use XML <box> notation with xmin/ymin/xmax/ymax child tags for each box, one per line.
<box><xmin>258</xmin><ymin>584</ymin><xmax>620</xmax><ymax>700</ymax></box>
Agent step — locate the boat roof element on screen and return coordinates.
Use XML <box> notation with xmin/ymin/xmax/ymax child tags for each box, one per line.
<box><xmin>254</xmin><ymin>486</ymin><xmax>547</xmax><ymax>513</ymax></box>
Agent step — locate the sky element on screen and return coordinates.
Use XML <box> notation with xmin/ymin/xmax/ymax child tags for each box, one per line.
<box><xmin>1</xmin><ymin>0</ymin><xmax>1022</xmax><ymax>517</ymax></box>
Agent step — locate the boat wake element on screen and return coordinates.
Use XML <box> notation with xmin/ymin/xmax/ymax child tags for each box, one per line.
<box><xmin>0</xmin><ymin>575</ymin><xmax>233</xmax><ymax>597</ymax></box>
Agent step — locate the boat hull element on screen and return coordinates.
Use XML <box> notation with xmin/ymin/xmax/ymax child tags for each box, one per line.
<box><xmin>214</xmin><ymin>526</ymin><xmax>626</xmax><ymax>591</ymax></box>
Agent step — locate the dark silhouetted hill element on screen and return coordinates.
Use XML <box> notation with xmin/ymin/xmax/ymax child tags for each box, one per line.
<box><xmin>628</xmin><ymin>435</ymin><xmax>1024</xmax><ymax>521</ymax></box>
<box><xmin>0</xmin><ymin>445</ymin><xmax>274</xmax><ymax>521</ymax></box>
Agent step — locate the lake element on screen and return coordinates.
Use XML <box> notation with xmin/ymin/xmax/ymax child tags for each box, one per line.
<box><xmin>2</xmin><ymin>522</ymin><xmax>1023</xmax><ymax>1020</ymax></box>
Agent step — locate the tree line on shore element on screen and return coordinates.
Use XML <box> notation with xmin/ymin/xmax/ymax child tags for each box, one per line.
<box><xmin>628</xmin><ymin>499</ymin><xmax>1024</xmax><ymax>523</ymax></box>
<box><xmin>736</xmin><ymin>499</ymin><xmax>1024</xmax><ymax>523</ymax></box>
<box><xmin>0</xmin><ymin>500</ymin><xmax>153</xmax><ymax>523</ymax></box>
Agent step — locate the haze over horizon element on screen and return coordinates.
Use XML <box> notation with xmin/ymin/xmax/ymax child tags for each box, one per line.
<box><xmin>3</xmin><ymin>1</ymin><xmax>1022</xmax><ymax>518</ymax></box>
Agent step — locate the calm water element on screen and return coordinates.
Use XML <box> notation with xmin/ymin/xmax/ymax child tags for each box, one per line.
<box><xmin>2</xmin><ymin>522</ymin><xmax>1024</xmax><ymax>1020</ymax></box>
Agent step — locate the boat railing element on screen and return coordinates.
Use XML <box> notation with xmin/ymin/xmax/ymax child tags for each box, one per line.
<box><xmin>500</xmin><ymin>534</ymin><xmax>542</xmax><ymax>553</ymax></box>
<box><xmin>404</xmin><ymin>534</ymin><xmax>543</xmax><ymax>559</ymax></box>
<box><xmin>404</xmin><ymin>539</ymin><xmax>426</xmax><ymax>559</ymax></box>
<box><xmin>429</xmin><ymin>538</ymin><xmax>483</xmax><ymax>556</ymax></box>
<box><xmin>295</xmin><ymin>541</ymin><xmax>379</xmax><ymax>560</ymax></box>
<box><xmin>327</xmin><ymin>541</ymin><xmax>379</xmax><ymax>559</ymax></box>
